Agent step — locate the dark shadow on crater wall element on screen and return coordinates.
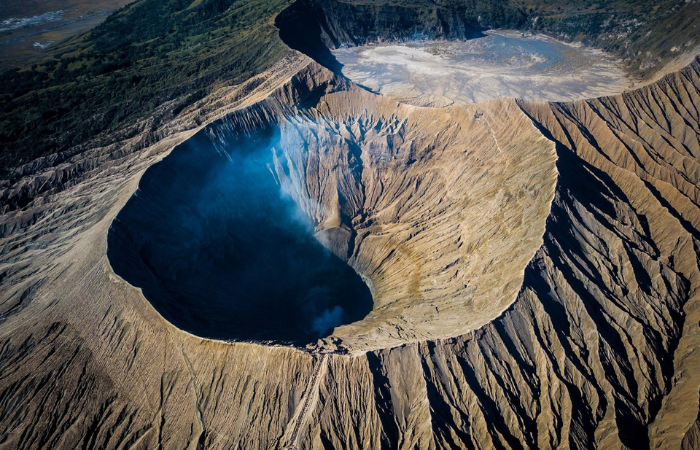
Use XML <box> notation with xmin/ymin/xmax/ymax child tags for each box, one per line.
<box><xmin>274</xmin><ymin>0</ymin><xmax>485</xmax><ymax>75</ymax></box>
<box><xmin>275</xmin><ymin>0</ymin><xmax>344</xmax><ymax>74</ymax></box>
<box><xmin>107</xmin><ymin>125</ymin><xmax>373</xmax><ymax>346</ymax></box>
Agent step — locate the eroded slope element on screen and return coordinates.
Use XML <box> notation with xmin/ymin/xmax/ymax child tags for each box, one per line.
<box><xmin>299</xmin><ymin>58</ymin><xmax>700</xmax><ymax>450</ymax></box>
<box><xmin>0</xmin><ymin>54</ymin><xmax>699</xmax><ymax>450</ymax></box>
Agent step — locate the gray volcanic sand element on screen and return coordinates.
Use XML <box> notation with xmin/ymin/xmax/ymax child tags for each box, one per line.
<box><xmin>333</xmin><ymin>31</ymin><xmax>634</xmax><ymax>106</ymax></box>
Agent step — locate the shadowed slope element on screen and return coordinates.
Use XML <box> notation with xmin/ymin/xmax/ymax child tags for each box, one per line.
<box><xmin>108</xmin><ymin>128</ymin><xmax>374</xmax><ymax>345</ymax></box>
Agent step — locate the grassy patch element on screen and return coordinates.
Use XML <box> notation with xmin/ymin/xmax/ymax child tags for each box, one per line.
<box><xmin>0</xmin><ymin>0</ymin><xmax>292</xmax><ymax>172</ymax></box>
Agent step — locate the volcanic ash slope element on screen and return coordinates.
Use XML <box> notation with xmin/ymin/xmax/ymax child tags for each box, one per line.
<box><xmin>192</xmin><ymin>71</ymin><xmax>557</xmax><ymax>351</ymax></box>
<box><xmin>0</xmin><ymin>59</ymin><xmax>699</xmax><ymax>449</ymax></box>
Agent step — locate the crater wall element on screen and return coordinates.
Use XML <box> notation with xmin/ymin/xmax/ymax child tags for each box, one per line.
<box><xmin>107</xmin><ymin>63</ymin><xmax>557</xmax><ymax>351</ymax></box>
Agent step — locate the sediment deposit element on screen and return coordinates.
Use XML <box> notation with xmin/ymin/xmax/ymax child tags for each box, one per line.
<box><xmin>333</xmin><ymin>32</ymin><xmax>633</xmax><ymax>106</ymax></box>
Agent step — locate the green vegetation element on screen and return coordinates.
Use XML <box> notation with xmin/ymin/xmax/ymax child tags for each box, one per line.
<box><xmin>510</xmin><ymin>0</ymin><xmax>698</xmax><ymax>70</ymax></box>
<box><xmin>0</xmin><ymin>0</ymin><xmax>292</xmax><ymax>173</ymax></box>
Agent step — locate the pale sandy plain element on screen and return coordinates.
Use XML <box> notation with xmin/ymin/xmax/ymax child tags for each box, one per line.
<box><xmin>333</xmin><ymin>31</ymin><xmax>636</xmax><ymax>106</ymax></box>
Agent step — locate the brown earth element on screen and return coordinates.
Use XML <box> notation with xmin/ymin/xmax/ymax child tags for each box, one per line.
<box><xmin>1</xmin><ymin>50</ymin><xmax>700</xmax><ymax>449</ymax></box>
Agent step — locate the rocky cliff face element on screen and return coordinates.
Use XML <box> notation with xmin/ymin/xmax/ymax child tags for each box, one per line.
<box><xmin>1</xmin><ymin>55</ymin><xmax>699</xmax><ymax>449</ymax></box>
<box><xmin>277</xmin><ymin>0</ymin><xmax>486</xmax><ymax>48</ymax></box>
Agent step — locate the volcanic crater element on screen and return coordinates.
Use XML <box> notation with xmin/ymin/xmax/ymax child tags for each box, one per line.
<box><xmin>108</xmin><ymin>64</ymin><xmax>560</xmax><ymax>352</ymax></box>
<box><xmin>109</xmin><ymin>5</ymin><xmax>642</xmax><ymax>353</ymax></box>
